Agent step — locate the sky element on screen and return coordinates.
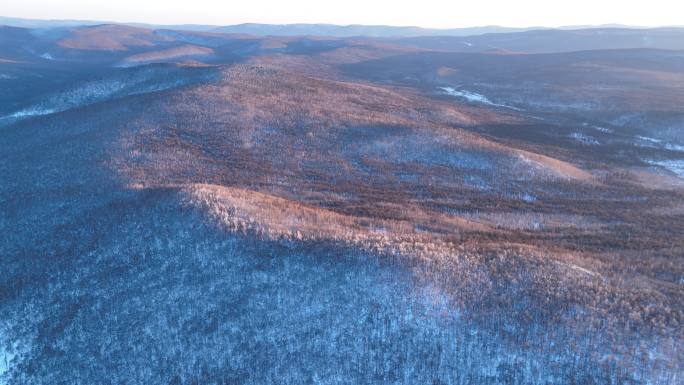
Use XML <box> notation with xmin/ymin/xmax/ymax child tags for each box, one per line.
<box><xmin>1</xmin><ymin>0</ymin><xmax>681</xmax><ymax>28</ymax></box>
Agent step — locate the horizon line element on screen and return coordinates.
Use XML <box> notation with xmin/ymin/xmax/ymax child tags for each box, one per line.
<box><xmin>2</xmin><ymin>14</ymin><xmax>683</xmax><ymax>31</ymax></box>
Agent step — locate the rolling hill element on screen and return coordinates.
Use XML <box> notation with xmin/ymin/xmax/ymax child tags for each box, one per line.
<box><xmin>1</xmin><ymin>21</ymin><xmax>683</xmax><ymax>385</ymax></box>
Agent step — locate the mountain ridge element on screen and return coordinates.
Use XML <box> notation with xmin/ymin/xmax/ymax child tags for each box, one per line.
<box><xmin>3</xmin><ymin>15</ymin><xmax>684</xmax><ymax>37</ymax></box>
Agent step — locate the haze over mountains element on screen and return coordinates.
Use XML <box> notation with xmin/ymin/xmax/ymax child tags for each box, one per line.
<box><xmin>2</xmin><ymin>15</ymin><xmax>683</xmax><ymax>37</ymax></box>
<box><xmin>1</xmin><ymin>16</ymin><xmax>683</xmax><ymax>385</ymax></box>
<box><xmin>0</xmin><ymin>16</ymin><xmax>534</xmax><ymax>36</ymax></box>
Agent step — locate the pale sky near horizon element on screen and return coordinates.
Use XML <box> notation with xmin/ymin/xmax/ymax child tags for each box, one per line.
<box><xmin>1</xmin><ymin>0</ymin><xmax>681</xmax><ymax>28</ymax></box>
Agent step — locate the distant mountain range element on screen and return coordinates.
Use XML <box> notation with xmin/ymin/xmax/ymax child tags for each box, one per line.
<box><xmin>2</xmin><ymin>15</ymin><xmax>680</xmax><ymax>37</ymax></box>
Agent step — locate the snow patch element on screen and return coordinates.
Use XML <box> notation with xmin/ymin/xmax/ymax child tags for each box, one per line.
<box><xmin>665</xmin><ymin>143</ymin><xmax>684</xmax><ymax>152</ymax></box>
<box><xmin>554</xmin><ymin>261</ymin><xmax>597</xmax><ymax>277</ymax></box>
<box><xmin>1</xmin><ymin>68</ymin><xmax>206</xmax><ymax>123</ymax></box>
<box><xmin>645</xmin><ymin>159</ymin><xmax>684</xmax><ymax>178</ymax></box>
<box><xmin>39</xmin><ymin>53</ymin><xmax>54</xmax><ymax>60</ymax></box>
<box><xmin>569</xmin><ymin>264</ymin><xmax>596</xmax><ymax>276</ymax></box>
<box><xmin>637</xmin><ymin>135</ymin><xmax>661</xmax><ymax>143</ymax></box>
<box><xmin>635</xmin><ymin>135</ymin><xmax>684</xmax><ymax>153</ymax></box>
<box><xmin>4</xmin><ymin>107</ymin><xmax>56</xmax><ymax>119</ymax></box>
<box><xmin>441</xmin><ymin>87</ymin><xmax>492</xmax><ymax>104</ymax></box>
<box><xmin>502</xmin><ymin>192</ymin><xmax>537</xmax><ymax>202</ymax></box>
<box><xmin>0</xmin><ymin>331</ymin><xmax>16</xmax><ymax>385</ymax></box>
<box><xmin>635</xmin><ymin>135</ymin><xmax>662</xmax><ymax>148</ymax></box>
<box><xmin>440</xmin><ymin>87</ymin><xmax>522</xmax><ymax>111</ymax></box>
<box><xmin>592</xmin><ymin>125</ymin><xmax>613</xmax><ymax>134</ymax></box>
<box><xmin>569</xmin><ymin>133</ymin><xmax>599</xmax><ymax>145</ymax></box>
<box><xmin>465</xmin><ymin>175</ymin><xmax>490</xmax><ymax>191</ymax></box>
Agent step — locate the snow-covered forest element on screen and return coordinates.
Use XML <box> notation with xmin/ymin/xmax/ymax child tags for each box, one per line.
<box><xmin>1</xmin><ymin>20</ymin><xmax>683</xmax><ymax>385</ymax></box>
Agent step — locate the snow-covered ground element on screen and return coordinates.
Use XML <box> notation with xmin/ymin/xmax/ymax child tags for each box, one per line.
<box><xmin>569</xmin><ymin>132</ymin><xmax>600</xmax><ymax>145</ymax></box>
<box><xmin>440</xmin><ymin>87</ymin><xmax>522</xmax><ymax>110</ymax></box>
<box><xmin>1</xmin><ymin>79</ymin><xmax>132</xmax><ymax>121</ymax></box>
<box><xmin>637</xmin><ymin>135</ymin><xmax>662</xmax><ymax>146</ymax></box>
<box><xmin>503</xmin><ymin>191</ymin><xmax>537</xmax><ymax>202</ymax></box>
<box><xmin>646</xmin><ymin>159</ymin><xmax>684</xmax><ymax>178</ymax></box>
<box><xmin>665</xmin><ymin>143</ymin><xmax>684</xmax><ymax>152</ymax></box>
<box><xmin>0</xmin><ymin>330</ymin><xmax>15</xmax><ymax>385</ymax></box>
<box><xmin>583</xmin><ymin>123</ymin><xmax>613</xmax><ymax>133</ymax></box>
<box><xmin>5</xmin><ymin>107</ymin><xmax>57</xmax><ymax>119</ymax></box>
<box><xmin>1</xmin><ymin>67</ymin><xmax>215</xmax><ymax>123</ymax></box>
<box><xmin>630</xmin><ymin>135</ymin><xmax>684</xmax><ymax>178</ymax></box>
<box><xmin>633</xmin><ymin>135</ymin><xmax>684</xmax><ymax>155</ymax></box>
